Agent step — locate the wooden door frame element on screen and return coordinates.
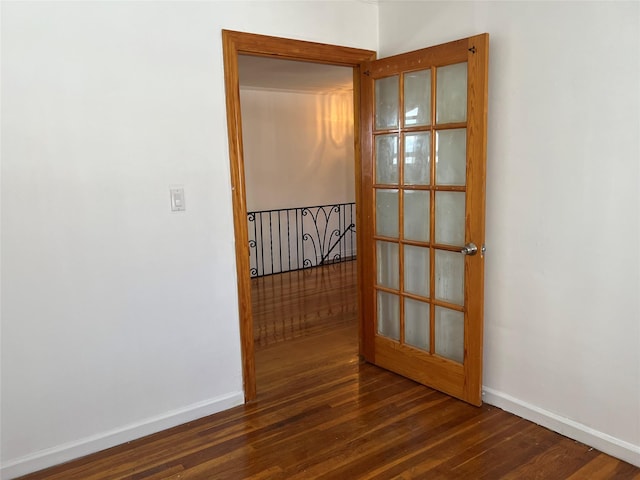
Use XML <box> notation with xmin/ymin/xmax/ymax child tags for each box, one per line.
<box><xmin>222</xmin><ymin>30</ymin><xmax>376</xmax><ymax>401</ymax></box>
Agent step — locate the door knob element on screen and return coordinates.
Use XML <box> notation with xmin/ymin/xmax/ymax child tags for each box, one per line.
<box><xmin>461</xmin><ymin>243</ymin><xmax>478</xmax><ymax>256</ymax></box>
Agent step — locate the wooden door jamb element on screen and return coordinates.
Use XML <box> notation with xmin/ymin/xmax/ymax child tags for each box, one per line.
<box><xmin>222</xmin><ymin>30</ymin><xmax>376</xmax><ymax>401</ymax></box>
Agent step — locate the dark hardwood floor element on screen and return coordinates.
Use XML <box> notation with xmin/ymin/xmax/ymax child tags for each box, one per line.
<box><xmin>18</xmin><ymin>260</ymin><xmax>640</xmax><ymax>479</ymax></box>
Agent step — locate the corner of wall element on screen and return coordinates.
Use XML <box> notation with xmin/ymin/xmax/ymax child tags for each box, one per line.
<box><xmin>0</xmin><ymin>392</ymin><xmax>244</xmax><ymax>479</ymax></box>
<box><xmin>483</xmin><ymin>387</ymin><xmax>640</xmax><ymax>468</ymax></box>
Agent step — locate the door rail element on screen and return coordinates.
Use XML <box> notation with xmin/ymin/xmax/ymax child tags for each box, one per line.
<box><xmin>247</xmin><ymin>203</ymin><xmax>356</xmax><ymax>277</ymax></box>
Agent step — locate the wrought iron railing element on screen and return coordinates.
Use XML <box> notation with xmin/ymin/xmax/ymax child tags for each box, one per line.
<box><xmin>247</xmin><ymin>203</ymin><xmax>356</xmax><ymax>277</ymax></box>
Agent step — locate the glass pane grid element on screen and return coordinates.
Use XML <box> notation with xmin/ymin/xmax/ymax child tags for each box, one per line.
<box><xmin>375</xmin><ymin>62</ymin><xmax>470</xmax><ymax>357</ymax></box>
<box><xmin>436</xmin><ymin>128</ymin><xmax>467</xmax><ymax>186</ymax></box>
<box><xmin>375</xmin><ymin>75</ymin><xmax>400</xmax><ymax>130</ymax></box>
<box><xmin>435</xmin><ymin>249</ymin><xmax>464</xmax><ymax>305</ymax></box>
<box><xmin>404</xmin><ymin>69</ymin><xmax>431</xmax><ymax>128</ymax></box>
<box><xmin>405</xmin><ymin>297</ymin><xmax>430</xmax><ymax>351</ymax></box>
<box><xmin>404</xmin><ymin>245</ymin><xmax>430</xmax><ymax>298</ymax></box>
<box><xmin>376</xmin><ymin>241</ymin><xmax>399</xmax><ymax>290</ymax></box>
<box><xmin>403</xmin><ymin>132</ymin><xmax>430</xmax><ymax>186</ymax></box>
<box><xmin>377</xmin><ymin>290</ymin><xmax>400</xmax><ymax>341</ymax></box>
<box><xmin>375</xmin><ymin>134</ymin><xmax>399</xmax><ymax>185</ymax></box>
<box><xmin>435</xmin><ymin>306</ymin><xmax>464</xmax><ymax>363</ymax></box>
<box><xmin>375</xmin><ymin>189</ymin><xmax>399</xmax><ymax>238</ymax></box>
<box><xmin>435</xmin><ymin>191</ymin><xmax>466</xmax><ymax>246</ymax></box>
<box><xmin>436</xmin><ymin>63</ymin><xmax>468</xmax><ymax>124</ymax></box>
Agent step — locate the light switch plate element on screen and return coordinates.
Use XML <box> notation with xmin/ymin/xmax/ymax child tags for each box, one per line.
<box><xmin>170</xmin><ymin>187</ymin><xmax>185</xmax><ymax>212</ymax></box>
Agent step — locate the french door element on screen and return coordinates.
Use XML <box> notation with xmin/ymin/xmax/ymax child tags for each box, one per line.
<box><xmin>360</xmin><ymin>34</ymin><xmax>489</xmax><ymax>406</ymax></box>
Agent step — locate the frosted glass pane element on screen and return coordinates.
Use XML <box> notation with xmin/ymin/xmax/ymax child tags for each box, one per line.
<box><xmin>375</xmin><ymin>76</ymin><xmax>399</xmax><ymax>129</ymax></box>
<box><xmin>404</xmin><ymin>69</ymin><xmax>431</xmax><ymax>127</ymax></box>
<box><xmin>436</xmin><ymin>129</ymin><xmax>467</xmax><ymax>186</ymax></box>
<box><xmin>403</xmin><ymin>190</ymin><xmax>430</xmax><ymax>242</ymax></box>
<box><xmin>377</xmin><ymin>291</ymin><xmax>400</xmax><ymax>341</ymax></box>
<box><xmin>404</xmin><ymin>245</ymin><xmax>430</xmax><ymax>297</ymax></box>
<box><xmin>435</xmin><ymin>250</ymin><xmax>464</xmax><ymax>305</ymax></box>
<box><xmin>405</xmin><ymin>298</ymin><xmax>430</xmax><ymax>351</ymax></box>
<box><xmin>435</xmin><ymin>307</ymin><xmax>464</xmax><ymax>363</ymax></box>
<box><xmin>376</xmin><ymin>241</ymin><xmax>399</xmax><ymax>290</ymax></box>
<box><xmin>376</xmin><ymin>189</ymin><xmax>399</xmax><ymax>238</ymax></box>
<box><xmin>375</xmin><ymin>134</ymin><xmax>398</xmax><ymax>184</ymax></box>
<box><xmin>404</xmin><ymin>132</ymin><xmax>431</xmax><ymax>186</ymax></box>
<box><xmin>435</xmin><ymin>192</ymin><xmax>465</xmax><ymax>246</ymax></box>
<box><xmin>436</xmin><ymin>63</ymin><xmax>467</xmax><ymax>124</ymax></box>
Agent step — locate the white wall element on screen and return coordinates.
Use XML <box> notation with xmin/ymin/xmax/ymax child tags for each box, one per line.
<box><xmin>0</xmin><ymin>1</ymin><xmax>377</xmax><ymax>477</ymax></box>
<box><xmin>379</xmin><ymin>0</ymin><xmax>640</xmax><ymax>466</ymax></box>
<box><xmin>241</xmin><ymin>88</ymin><xmax>355</xmax><ymax>211</ymax></box>
<box><xmin>241</xmin><ymin>88</ymin><xmax>356</xmax><ymax>274</ymax></box>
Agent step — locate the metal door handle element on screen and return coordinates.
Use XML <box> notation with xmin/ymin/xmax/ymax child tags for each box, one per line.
<box><xmin>461</xmin><ymin>243</ymin><xmax>478</xmax><ymax>256</ymax></box>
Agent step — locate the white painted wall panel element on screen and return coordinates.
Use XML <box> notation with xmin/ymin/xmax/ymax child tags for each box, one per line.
<box><xmin>241</xmin><ymin>88</ymin><xmax>355</xmax><ymax>212</ymax></box>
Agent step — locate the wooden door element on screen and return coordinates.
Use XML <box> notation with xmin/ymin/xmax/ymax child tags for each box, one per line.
<box><xmin>360</xmin><ymin>35</ymin><xmax>489</xmax><ymax>406</ymax></box>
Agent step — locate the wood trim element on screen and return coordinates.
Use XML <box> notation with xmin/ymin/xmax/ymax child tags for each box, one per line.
<box><xmin>360</xmin><ymin>61</ymin><xmax>376</xmax><ymax>362</ymax></box>
<box><xmin>222</xmin><ymin>32</ymin><xmax>255</xmax><ymax>402</ymax></box>
<box><xmin>375</xmin><ymin>336</ymin><xmax>465</xmax><ymax>399</ymax></box>
<box><xmin>367</xmin><ymin>38</ymin><xmax>469</xmax><ymax>79</ymax></box>
<box><xmin>221</xmin><ymin>30</ymin><xmax>376</xmax><ymax>401</ymax></box>
<box><xmin>223</xmin><ymin>30</ymin><xmax>377</xmax><ymax>65</ymax></box>
<box><xmin>372</xmin><ymin>185</ymin><xmax>466</xmax><ymax>192</ymax></box>
<box><xmin>398</xmin><ymin>73</ymin><xmax>406</xmax><ymax>346</ymax></box>
<box><xmin>429</xmin><ymin>65</ymin><xmax>438</xmax><ymax>356</ymax></box>
<box><xmin>463</xmin><ymin>33</ymin><xmax>490</xmax><ymax>406</ymax></box>
<box><xmin>353</xmin><ymin>69</ymin><xmax>367</xmax><ymax>360</ymax></box>
<box><xmin>432</xmin><ymin>122</ymin><xmax>468</xmax><ymax>131</ymax></box>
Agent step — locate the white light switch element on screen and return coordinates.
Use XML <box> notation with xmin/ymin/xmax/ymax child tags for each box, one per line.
<box><xmin>170</xmin><ymin>187</ymin><xmax>185</xmax><ymax>212</ymax></box>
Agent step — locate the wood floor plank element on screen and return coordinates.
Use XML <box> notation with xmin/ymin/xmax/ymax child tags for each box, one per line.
<box><xmin>16</xmin><ymin>261</ymin><xmax>639</xmax><ymax>479</ymax></box>
<box><xmin>363</xmin><ymin>412</ymin><xmax>525</xmax><ymax>479</ymax></box>
<box><xmin>566</xmin><ymin>453</ymin><xmax>640</xmax><ymax>480</ymax></box>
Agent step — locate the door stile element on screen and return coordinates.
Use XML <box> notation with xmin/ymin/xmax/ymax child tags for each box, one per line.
<box><xmin>360</xmin><ymin>65</ymin><xmax>375</xmax><ymax>362</ymax></box>
<box><xmin>398</xmin><ymin>73</ymin><xmax>406</xmax><ymax>347</ymax></box>
<box><xmin>429</xmin><ymin>63</ymin><xmax>438</xmax><ymax>356</ymax></box>
<box><xmin>355</xmin><ymin>66</ymin><xmax>375</xmax><ymax>362</ymax></box>
<box><xmin>462</xmin><ymin>34</ymin><xmax>489</xmax><ymax>403</ymax></box>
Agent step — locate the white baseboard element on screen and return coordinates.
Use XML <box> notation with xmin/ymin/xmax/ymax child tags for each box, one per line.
<box><xmin>1</xmin><ymin>391</ymin><xmax>244</xmax><ymax>480</ymax></box>
<box><xmin>482</xmin><ymin>386</ymin><xmax>640</xmax><ymax>468</ymax></box>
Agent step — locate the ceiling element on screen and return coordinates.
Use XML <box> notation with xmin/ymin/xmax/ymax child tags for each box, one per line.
<box><xmin>238</xmin><ymin>55</ymin><xmax>353</xmax><ymax>93</ymax></box>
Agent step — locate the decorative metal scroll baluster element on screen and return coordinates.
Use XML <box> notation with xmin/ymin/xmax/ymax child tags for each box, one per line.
<box><xmin>247</xmin><ymin>203</ymin><xmax>356</xmax><ymax>277</ymax></box>
<box><xmin>247</xmin><ymin>213</ymin><xmax>258</xmax><ymax>277</ymax></box>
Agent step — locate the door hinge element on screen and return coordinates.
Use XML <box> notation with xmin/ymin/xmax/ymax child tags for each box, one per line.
<box><xmin>468</xmin><ymin>46</ymin><xmax>476</xmax><ymax>54</ymax></box>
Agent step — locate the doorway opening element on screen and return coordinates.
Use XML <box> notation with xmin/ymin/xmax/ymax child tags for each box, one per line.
<box><xmin>222</xmin><ymin>30</ymin><xmax>376</xmax><ymax>400</ymax></box>
<box><xmin>239</xmin><ymin>55</ymin><xmax>358</xmax><ymax>394</ymax></box>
